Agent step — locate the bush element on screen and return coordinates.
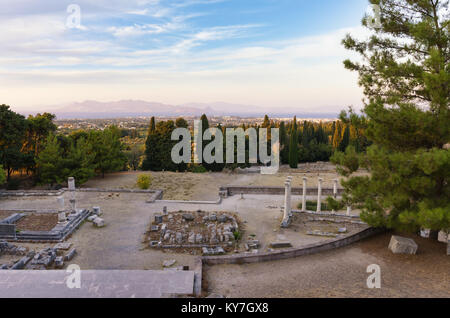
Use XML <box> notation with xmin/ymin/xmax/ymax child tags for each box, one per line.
<box><xmin>297</xmin><ymin>200</ymin><xmax>329</xmax><ymax>211</ymax></box>
<box><xmin>137</xmin><ymin>174</ymin><xmax>152</xmax><ymax>189</ymax></box>
<box><xmin>188</xmin><ymin>164</ymin><xmax>207</xmax><ymax>173</ymax></box>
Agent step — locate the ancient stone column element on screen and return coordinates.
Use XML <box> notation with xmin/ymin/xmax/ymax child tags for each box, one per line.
<box><xmin>281</xmin><ymin>181</ymin><xmax>291</xmax><ymax>227</ymax></box>
<box><xmin>302</xmin><ymin>177</ymin><xmax>307</xmax><ymax>212</ymax></box>
<box><xmin>316</xmin><ymin>178</ymin><xmax>323</xmax><ymax>213</ymax></box>
<box><xmin>57</xmin><ymin>196</ymin><xmax>66</xmax><ymax>224</ymax></box>
<box><xmin>346</xmin><ymin>205</ymin><xmax>352</xmax><ymax>216</ymax></box>
<box><xmin>68</xmin><ymin>177</ymin><xmax>75</xmax><ymax>191</ymax></box>
<box><xmin>68</xmin><ymin>177</ymin><xmax>77</xmax><ymax>213</ymax></box>
<box><xmin>333</xmin><ymin>179</ymin><xmax>338</xmax><ymax>199</ymax></box>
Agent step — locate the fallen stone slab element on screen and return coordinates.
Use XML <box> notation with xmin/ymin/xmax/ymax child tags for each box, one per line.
<box><xmin>163</xmin><ymin>259</ymin><xmax>176</xmax><ymax>268</ymax></box>
<box><xmin>54</xmin><ymin>243</ymin><xmax>72</xmax><ymax>251</ymax></box>
<box><xmin>388</xmin><ymin>235</ymin><xmax>418</xmax><ymax>255</ymax></box>
<box><xmin>182</xmin><ymin>214</ymin><xmax>195</xmax><ymax>221</ymax></box>
<box><xmin>270</xmin><ymin>242</ymin><xmax>292</xmax><ymax>248</ymax></box>
<box><xmin>64</xmin><ymin>248</ymin><xmax>77</xmax><ymax>262</ymax></box>
<box><xmin>93</xmin><ymin>217</ymin><xmax>105</xmax><ymax>228</ymax></box>
<box><xmin>87</xmin><ymin>215</ymin><xmax>96</xmax><ymax>222</ymax></box>
<box><xmin>202</xmin><ymin>247</ymin><xmax>225</xmax><ymax>256</ymax></box>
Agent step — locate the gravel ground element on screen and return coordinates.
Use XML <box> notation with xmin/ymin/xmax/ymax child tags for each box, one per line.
<box><xmin>204</xmin><ymin>232</ymin><xmax>450</xmax><ymax>298</ymax></box>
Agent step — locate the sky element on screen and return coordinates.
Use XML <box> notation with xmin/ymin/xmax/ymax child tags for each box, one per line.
<box><xmin>0</xmin><ymin>0</ymin><xmax>373</xmax><ymax>113</ymax></box>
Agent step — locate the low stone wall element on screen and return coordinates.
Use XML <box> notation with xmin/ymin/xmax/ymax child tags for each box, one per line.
<box><xmin>155</xmin><ymin>197</ymin><xmax>222</xmax><ymax>205</ymax></box>
<box><xmin>0</xmin><ymin>190</ymin><xmax>64</xmax><ymax>197</ymax></box>
<box><xmin>202</xmin><ymin>227</ymin><xmax>384</xmax><ymax>266</ymax></box>
<box><xmin>0</xmin><ymin>209</ymin><xmax>90</xmax><ymax>242</ymax></box>
<box><xmin>0</xmin><ymin>188</ymin><xmax>164</xmax><ymax>201</ymax></box>
<box><xmin>220</xmin><ymin>186</ymin><xmax>344</xmax><ymax>197</ymax></box>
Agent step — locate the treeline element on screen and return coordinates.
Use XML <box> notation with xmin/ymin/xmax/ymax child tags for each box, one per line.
<box><xmin>0</xmin><ymin>105</ymin><xmax>127</xmax><ymax>189</ymax></box>
<box><xmin>142</xmin><ymin>114</ymin><xmax>369</xmax><ymax>172</ymax></box>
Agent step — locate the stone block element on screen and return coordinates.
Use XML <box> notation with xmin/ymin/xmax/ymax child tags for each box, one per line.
<box><xmin>0</xmin><ymin>224</ymin><xmax>16</xmax><ymax>236</ymax></box>
<box><xmin>93</xmin><ymin>217</ymin><xmax>105</xmax><ymax>228</ymax></box>
<box><xmin>64</xmin><ymin>248</ymin><xmax>76</xmax><ymax>262</ymax></box>
<box><xmin>55</xmin><ymin>256</ymin><xmax>64</xmax><ymax>269</ymax></box>
<box><xmin>182</xmin><ymin>214</ymin><xmax>195</xmax><ymax>221</ymax></box>
<box><xmin>388</xmin><ymin>235</ymin><xmax>418</xmax><ymax>255</ymax></box>
<box><xmin>93</xmin><ymin>207</ymin><xmax>102</xmax><ymax>216</ymax></box>
<box><xmin>270</xmin><ymin>242</ymin><xmax>292</xmax><ymax>248</ymax></box>
<box><xmin>54</xmin><ymin>243</ymin><xmax>72</xmax><ymax>251</ymax></box>
<box><xmin>154</xmin><ymin>214</ymin><xmax>163</xmax><ymax>224</ymax></box>
<box><xmin>438</xmin><ymin>231</ymin><xmax>448</xmax><ymax>243</ymax></box>
<box><xmin>163</xmin><ymin>259</ymin><xmax>176</xmax><ymax>268</ymax></box>
<box><xmin>447</xmin><ymin>241</ymin><xmax>450</xmax><ymax>256</ymax></box>
<box><xmin>218</xmin><ymin>215</ymin><xmax>228</xmax><ymax>223</ymax></box>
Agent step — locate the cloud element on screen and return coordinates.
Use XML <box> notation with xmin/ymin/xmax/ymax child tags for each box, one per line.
<box><xmin>0</xmin><ymin>0</ymin><xmax>368</xmax><ymax>112</ymax></box>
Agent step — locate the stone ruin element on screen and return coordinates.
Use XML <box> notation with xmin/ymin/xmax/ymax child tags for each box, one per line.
<box><xmin>0</xmin><ymin>240</ymin><xmax>77</xmax><ymax>270</ymax></box>
<box><xmin>148</xmin><ymin>210</ymin><xmax>241</xmax><ymax>255</ymax></box>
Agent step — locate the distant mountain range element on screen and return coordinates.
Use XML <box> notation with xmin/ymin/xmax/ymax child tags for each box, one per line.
<box><xmin>21</xmin><ymin>100</ymin><xmax>340</xmax><ymax>119</ymax></box>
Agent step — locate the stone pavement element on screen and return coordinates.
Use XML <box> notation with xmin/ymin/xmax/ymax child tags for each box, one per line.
<box><xmin>0</xmin><ymin>270</ymin><xmax>195</xmax><ymax>298</ymax></box>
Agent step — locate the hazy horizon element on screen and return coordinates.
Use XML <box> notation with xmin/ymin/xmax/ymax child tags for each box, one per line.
<box><xmin>0</xmin><ymin>0</ymin><xmax>372</xmax><ymax>114</ymax></box>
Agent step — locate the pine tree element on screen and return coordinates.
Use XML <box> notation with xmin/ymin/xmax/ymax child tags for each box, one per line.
<box><xmin>36</xmin><ymin>134</ymin><xmax>65</xmax><ymax>186</ymax></box>
<box><xmin>288</xmin><ymin>117</ymin><xmax>299</xmax><ymax>168</ymax></box>
<box><xmin>148</xmin><ymin>117</ymin><xmax>156</xmax><ymax>135</ymax></box>
<box><xmin>334</xmin><ymin>0</ymin><xmax>450</xmax><ymax>232</ymax></box>
<box><xmin>0</xmin><ymin>165</ymin><xmax>6</xmax><ymax>185</ymax></box>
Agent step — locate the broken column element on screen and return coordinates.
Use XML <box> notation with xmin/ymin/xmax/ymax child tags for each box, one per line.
<box><xmin>281</xmin><ymin>180</ymin><xmax>291</xmax><ymax>228</ymax></box>
<box><xmin>57</xmin><ymin>196</ymin><xmax>66</xmax><ymax>224</ymax></box>
<box><xmin>302</xmin><ymin>177</ymin><xmax>307</xmax><ymax>212</ymax></box>
<box><xmin>346</xmin><ymin>205</ymin><xmax>352</xmax><ymax>216</ymax></box>
<box><xmin>316</xmin><ymin>178</ymin><xmax>323</xmax><ymax>213</ymax></box>
<box><xmin>68</xmin><ymin>177</ymin><xmax>76</xmax><ymax>214</ymax></box>
<box><xmin>333</xmin><ymin>179</ymin><xmax>338</xmax><ymax>199</ymax></box>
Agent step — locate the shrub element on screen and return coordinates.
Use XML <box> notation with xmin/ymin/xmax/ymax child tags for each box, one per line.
<box><xmin>297</xmin><ymin>201</ymin><xmax>329</xmax><ymax>211</ymax></box>
<box><xmin>137</xmin><ymin>174</ymin><xmax>152</xmax><ymax>189</ymax></box>
<box><xmin>233</xmin><ymin>231</ymin><xmax>242</xmax><ymax>242</ymax></box>
<box><xmin>188</xmin><ymin>164</ymin><xmax>207</xmax><ymax>173</ymax></box>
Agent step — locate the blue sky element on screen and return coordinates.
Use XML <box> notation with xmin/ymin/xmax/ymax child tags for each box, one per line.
<box><xmin>0</xmin><ymin>0</ymin><xmax>372</xmax><ymax>113</ymax></box>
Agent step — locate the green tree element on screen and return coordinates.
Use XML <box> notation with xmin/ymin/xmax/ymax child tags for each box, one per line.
<box><xmin>148</xmin><ymin>117</ymin><xmax>156</xmax><ymax>135</ymax></box>
<box><xmin>0</xmin><ymin>105</ymin><xmax>28</xmax><ymax>181</ymax></box>
<box><xmin>64</xmin><ymin>137</ymin><xmax>96</xmax><ymax>185</ymax></box>
<box><xmin>24</xmin><ymin>113</ymin><xmax>57</xmax><ymax>158</ymax></box>
<box><xmin>334</xmin><ymin>0</ymin><xmax>450</xmax><ymax>232</ymax></box>
<box><xmin>0</xmin><ymin>165</ymin><xmax>6</xmax><ymax>185</ymax></box>
<box><xmin>338</xmin><ymin>125</ymin><xmax>350</xmax><ymax>152</ymax></box>
<box><xmin>36</xmin><ymin>134</ymin><xmax>65</xmax><ymax>187</ymax></box>
<box><xmin>142</xmin><ymin>121</ymin><xmax>179</xmax><ymax>171</ymax></box>
<box><xmin>126</xmin><ymin>144</ymin><xmax>144</xmax><ymax>171</ymax></box>
<box><xmin>89</xmin><ymin>127</ymin><xmax>127</xmax><ymax>177</ymax></box>
<box><xmin>288</xmin><ymin>117</ymin><xmax>299</xmax><ymax>168</ymax></box>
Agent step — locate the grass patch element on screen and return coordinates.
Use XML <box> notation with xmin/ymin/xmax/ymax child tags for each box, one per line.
<box><xmin>298</xmin><ymin>201</ymin><xmax>329</xmax><ymax>211</ymax></box>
